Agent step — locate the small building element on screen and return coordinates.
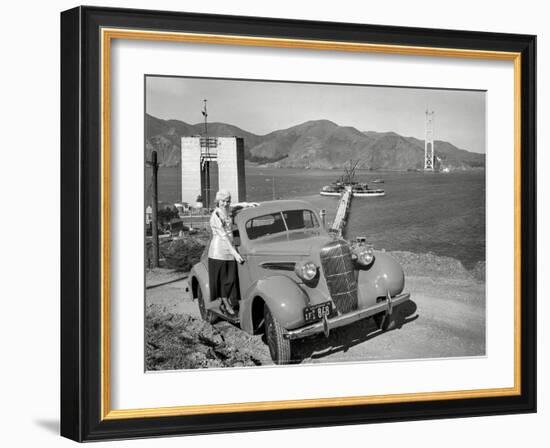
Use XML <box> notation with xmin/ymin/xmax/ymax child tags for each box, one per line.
<box><xmin>174</xmin><ymin>202</ymin><xmax>190</xmax><ymax>214</ymax></box>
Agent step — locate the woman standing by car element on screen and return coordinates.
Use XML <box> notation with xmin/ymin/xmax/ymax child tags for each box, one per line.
<box><xmin>208</xmin><ymin>189</ymin><xmax>244</xmax><ymax>317</ymax></box>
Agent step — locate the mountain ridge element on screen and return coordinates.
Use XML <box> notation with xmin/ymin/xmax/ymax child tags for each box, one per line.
<box><xmin>145</xmin><ymin>113</ymin><xmax>485</xmax><ymax>170</ymax></box>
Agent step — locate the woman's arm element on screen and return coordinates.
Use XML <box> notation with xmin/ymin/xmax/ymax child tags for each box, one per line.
<box><xmin>210</xmin><ymin>212</ymin><xmax>244</xmax><ymax>263</ymax></box>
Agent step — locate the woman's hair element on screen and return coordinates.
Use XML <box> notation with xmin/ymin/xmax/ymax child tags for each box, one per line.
<box><xmin>215</xmin><ymin>189</ymin><xmax>231</xmax><ymax>203</ymax></box>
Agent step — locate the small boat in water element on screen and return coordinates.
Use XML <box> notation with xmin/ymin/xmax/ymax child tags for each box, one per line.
<box><xmin>320</xmin><ymin>182</ymin><xmax>345</xmax><ymax>197</ymax></box>
<box><xmin>352</xmin><ymin>182</ymin><xmax>385</xmax><ymax>197</ymax></box>
<box><xmin>352</xmin><ymin>187</ymin><xmax>385</xmax><ymax>197</ymax></box>
<box><xmin>320</xmin><ymin>189</ymin><xmax>343</xmax><ymax>197</ymax></box>
<box><xmin>371</xmin><ymin>178</ymin><xmax>385</xmax><ymax>184</ymax></box>
<box><xmin>320</xmin><ymin>181</ymin><xmax>385</xmax><ymax>198</ymax></box>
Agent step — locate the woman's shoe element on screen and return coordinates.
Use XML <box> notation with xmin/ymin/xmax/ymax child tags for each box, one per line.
<box><xmin>220</xmin><ymin>297</ymin><xmax>236</xmax><ymax>316</ymax></box>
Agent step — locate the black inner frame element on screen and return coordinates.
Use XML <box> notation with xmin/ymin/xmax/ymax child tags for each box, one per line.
<box><xmin>60</xmin><ymin>6</ymin><xmax>536</xmax><ymax>442</ymax></box>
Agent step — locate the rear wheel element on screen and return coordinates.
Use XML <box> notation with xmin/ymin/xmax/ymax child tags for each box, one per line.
<box><xmin>264</xmin><ymin>306</ymin><xmax>291</xmax><ymax>365</ymax></box>
<box><xmin>197</xmin><ymin>284</ymin><xmax>218</xmax><ymax>324</ymax></box>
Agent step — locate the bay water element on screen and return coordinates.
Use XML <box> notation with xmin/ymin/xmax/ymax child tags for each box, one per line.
<box><xmin>149</xmin><ymin>166</ymin><xmax>485</xmax><ymax>269</ymax></box>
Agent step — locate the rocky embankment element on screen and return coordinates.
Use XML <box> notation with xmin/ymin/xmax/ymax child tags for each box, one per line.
<box><xmin>146</xmin><ymin>304</ymin><xmax>271</xmax><ymax>370</ymax></box>
<box><xmin>389</xmin><ymin>251</ymin><xmax>486</xmax><ymax>282</ymax></box>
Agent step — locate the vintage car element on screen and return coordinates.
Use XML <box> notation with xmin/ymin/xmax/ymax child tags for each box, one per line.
<box><xmin>189</xmin><ymin>200</ymin><xmax>410</xmax><ymax>364</ymax></box>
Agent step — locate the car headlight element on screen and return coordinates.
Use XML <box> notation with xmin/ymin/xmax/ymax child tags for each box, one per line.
<box><xmin>294</xmin><ymin>261</ymin><xmax>318</xmax><ymax>281</ymax></box>
<box><xmin>356</xmin><ymin>246</ymin><xmax>375</xmax><ymax>266</ymax></box>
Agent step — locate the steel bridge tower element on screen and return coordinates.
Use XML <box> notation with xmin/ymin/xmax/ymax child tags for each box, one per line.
<box><xmin>424</xmin><ymin>109</ymin><xmax>435</xmax><ymax>171</ymax></box>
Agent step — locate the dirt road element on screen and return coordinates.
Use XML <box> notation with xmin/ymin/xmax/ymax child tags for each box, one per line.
<box><xmin>146</xmin><ymin>271</ymin><xmax>485</xmax><ymax>366</ymax></box>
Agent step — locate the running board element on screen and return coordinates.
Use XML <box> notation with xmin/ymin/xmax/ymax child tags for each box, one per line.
<box><xmin>210</xmin><ymin>308</ymin><xmax>240</xmax><ymax>324</ymax></box>
<box><xmin>206</xmin><ymin>299</ymin><xmax>240</xmax><ymax>324</ymax></box>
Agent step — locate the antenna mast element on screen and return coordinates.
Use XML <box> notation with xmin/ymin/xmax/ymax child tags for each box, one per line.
<box><xmin>202</xmin><ymin>99</ymin><xmax>208</xmax><ymax>136</ymax></box>
<box><xmin>424</xmin><ymin>109</ymin><xmax>435</xmax><ymax>171</ymax></box>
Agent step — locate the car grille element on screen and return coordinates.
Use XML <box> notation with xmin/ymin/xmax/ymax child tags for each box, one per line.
<box><xmin>320</xmin><ymin>240</ymin><xmax>358</xmax><ymax>314</ymax></box>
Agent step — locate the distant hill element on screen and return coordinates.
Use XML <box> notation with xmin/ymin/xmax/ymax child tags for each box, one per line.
<box><xmin>145</xmin><ymin>114</ymin><xmax>484</xmax><ymax>170</ymax></box>
<box><xmin>145</xmin><ymin>114</ymin><xmax>263</xmax><ymax>166</ymax></box>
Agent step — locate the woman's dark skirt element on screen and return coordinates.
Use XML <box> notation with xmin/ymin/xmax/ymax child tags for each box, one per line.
<box><xmin>208</xmin><ymin>258</ymin><xmax>240</xmax><ymax>306</ymax></box>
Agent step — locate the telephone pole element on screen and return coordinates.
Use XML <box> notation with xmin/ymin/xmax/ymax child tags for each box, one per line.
<box><xmin>202</xmin><ymin>99</ymin><xmax>211</xmax><ymax>209</ymax></box>
<box><xmin>147</xmin><ymin>151</ymin><xmax>159</xmax><ymax>268</ymax></box>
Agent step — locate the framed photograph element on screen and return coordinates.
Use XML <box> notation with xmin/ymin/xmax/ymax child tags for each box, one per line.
<box><xmin>60</xmin><ymin>6</ymin><xmax>536</xmax><ymax>442</ymax></box>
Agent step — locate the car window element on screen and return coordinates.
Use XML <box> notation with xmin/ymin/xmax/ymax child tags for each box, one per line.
<box><xmin>283</xmin><ymin>210</ymin><xmax>319</xmax><ymax>231</ymax></box>
<box><xmin>246</xmin><ymin>212</ymin><xmax>286</xmax><ymax>240</ymax></box>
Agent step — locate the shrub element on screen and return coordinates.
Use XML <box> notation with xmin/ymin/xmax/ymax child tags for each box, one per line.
<box><xmin>157</xmin><ymin>206</ymin><xmax>179</xmax><ymax>226</ymax></box>
<box><xmin>164</xmin><ymin>237</ymin><xmax>206</xmax><ymax>272</ymax></box>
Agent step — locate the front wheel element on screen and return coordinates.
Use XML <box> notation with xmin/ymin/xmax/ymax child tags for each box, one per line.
<box><xmin>264</xmin><ymin>306</ymin><xmax>291</xmax><ymax>365</ymax></box>
<box><xmin>197</xmin><ymin>284</ymin><xmax>218</xmax><ymax>324</ymax></box>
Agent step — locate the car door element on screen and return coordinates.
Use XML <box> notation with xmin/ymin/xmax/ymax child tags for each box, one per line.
<box><xmin>232</xmin><ymin>224</ymin><xmax>253</xmax><ymax>301</ymax></box>
<box><xmin>235</xmin><ymin>212</ymin><xmax>288</xmax><ymax>299</ymax></box>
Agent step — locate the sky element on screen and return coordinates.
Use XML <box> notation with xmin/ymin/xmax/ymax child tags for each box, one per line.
<box><xmin>146</xmin><ymin>76</ymin><xmax>486</xmax><ymax>154</ymax></box>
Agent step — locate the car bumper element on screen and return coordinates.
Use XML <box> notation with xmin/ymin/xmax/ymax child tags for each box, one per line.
<box><xmin>284</xmin><ymin>292</ymin><xmax>411</xmax><ymax>340</ymax></box>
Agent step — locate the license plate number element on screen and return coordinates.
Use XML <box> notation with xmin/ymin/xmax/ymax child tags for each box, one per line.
<box><xmin>304</xmin><ymin>302</ymin><xmax>332</xmax><ymax>323</ymax></box>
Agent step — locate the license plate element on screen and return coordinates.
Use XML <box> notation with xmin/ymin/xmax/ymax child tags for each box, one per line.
<box><xmin>304</xmin><ymin>302</ymin><xmax>332</xmax><ymax>323</ymax></box>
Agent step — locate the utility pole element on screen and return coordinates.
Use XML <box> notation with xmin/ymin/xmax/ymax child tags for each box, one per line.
<box><xmin>202</xmin><ymin>99</ymin><xmax>210</xmax><ymax>209</ymax></box>
<box><xmin>147</xmin><ymin>151</ymin><xmax>159</xmax><ymax>268</ymax></box>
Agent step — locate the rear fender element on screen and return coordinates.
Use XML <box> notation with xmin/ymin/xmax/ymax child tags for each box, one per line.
<box><xmin>241</xmin><ymin>276</ymin><xmax>309</xmax><ymax>333</ymax></box>
<box><xmin>357</xmin><ymin>252</ymin><xmax>405</xmax><ymax>308</ymax></box>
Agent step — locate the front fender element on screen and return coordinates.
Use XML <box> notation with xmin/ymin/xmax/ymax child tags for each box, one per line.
<box><xmin>241</xmin><ymin>276</ymin><xmax>309</xmax><ymax>333</ymax></box>
<box><xmin>190</xmin><ymin>261</ymin><xmax>210</xmax><ymax>305</ymax></box>
<box><xmin>357</xmin><ymin>252</ymin><xmax>405</xmax><ymax>308</ymax></box>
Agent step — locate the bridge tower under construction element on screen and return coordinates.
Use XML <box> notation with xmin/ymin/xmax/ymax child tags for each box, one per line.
<box><xmin>424</xmin><ymin>109</ymin><xmax>435</xmax><ymax>171</ymax></box>
<box><xmin>180</xmin><ymin>100</ymin><xmax>246</xmax><ymax>208</ymax></box>
<box><xmin>181</xmin><ymin>136</ymin><xmax>246</xmax><ymax>208</ymax></box>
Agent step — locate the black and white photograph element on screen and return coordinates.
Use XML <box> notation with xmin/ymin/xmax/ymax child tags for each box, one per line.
<box><xmin>144</xmin><ymin>75</ymin><xmax>486</xmax><ymax>369</ymax></box>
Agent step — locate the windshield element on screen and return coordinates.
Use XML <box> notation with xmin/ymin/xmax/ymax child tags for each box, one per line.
<box><xmin>245</xmin><ymin>209</ymin><xmax>319</xmax><ymax>240</ymax></box>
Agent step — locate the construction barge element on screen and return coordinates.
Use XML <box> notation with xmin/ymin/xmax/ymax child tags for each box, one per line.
<box><xmin>320</xmin><ymin>160</ymin><xmax>385</xmax><ymax>198</ymax></box>
<box><xmin>320</xmin><ymin>181</ymin><xmax>385</xmax><ymax>198</ymax></box>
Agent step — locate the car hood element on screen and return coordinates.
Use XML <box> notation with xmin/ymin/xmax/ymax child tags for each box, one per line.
<box><xmin>246</xmin><ymin>234</ymin><xmax>335</xmax><ymax>257</ymax></box>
